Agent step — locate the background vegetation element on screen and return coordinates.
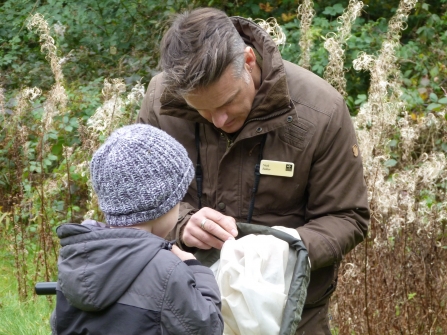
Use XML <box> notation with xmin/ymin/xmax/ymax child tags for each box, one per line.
<box><xmin>1</xmin><ymin>0</ymin><xmax>446</xmax><ymax>334</ymax></box>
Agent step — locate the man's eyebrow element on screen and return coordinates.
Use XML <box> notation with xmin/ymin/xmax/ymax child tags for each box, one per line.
<box><xmin>186</xmin><ymin>88</ymin><xmax>240</xmax><ymax>111</ymax></box>
<box><xmin>216</xmin><ymin>88</ymin><xmax>240</xmax><ymax>109</ymax></box>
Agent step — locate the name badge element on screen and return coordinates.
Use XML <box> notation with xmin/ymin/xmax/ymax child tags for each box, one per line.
<box><xmin>260</xmin><ymin>160</ymin><xmax>294</xmax><ymax>177</ymax></box>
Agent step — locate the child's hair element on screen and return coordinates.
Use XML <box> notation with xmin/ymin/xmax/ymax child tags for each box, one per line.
<box><xmin>90</xmin><ymin>124</ymin><xmax>194</xmax><ymax>227</ymax></box>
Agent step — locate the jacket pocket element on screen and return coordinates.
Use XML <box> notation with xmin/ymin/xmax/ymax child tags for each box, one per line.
<box><xmin>304</xmin><ymin>263</ymin><xmax>338</xmax><ymax>308</ymax></box>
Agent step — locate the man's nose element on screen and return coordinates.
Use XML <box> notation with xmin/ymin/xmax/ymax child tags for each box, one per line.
<box><xmin>211</xmin><ymin>110</ymin><xmax>228</xmax><ymax>128</ymax></box>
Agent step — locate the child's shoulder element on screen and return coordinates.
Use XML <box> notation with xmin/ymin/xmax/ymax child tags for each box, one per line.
<box><xmin>132</xmin><ymin>248</ymin><xmax>196</xmax><ymax>291</ymax></box>
<box><xmin>152</xmin><ymin>248</ymin><xmax>189</xmax><ymax>270</ymax></box>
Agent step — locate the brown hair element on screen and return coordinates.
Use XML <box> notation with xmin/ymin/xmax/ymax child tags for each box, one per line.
<box><xmin>159</xmin><ymin>8</ymin><xmax>246</xmax><ymax>96</ymax></box>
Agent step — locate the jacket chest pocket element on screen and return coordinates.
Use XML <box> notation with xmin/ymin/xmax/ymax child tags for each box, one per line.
<box><xmin>248</xmin><ymin>173</ymin><xmax>305</xmax><ymax>214</ymax></box>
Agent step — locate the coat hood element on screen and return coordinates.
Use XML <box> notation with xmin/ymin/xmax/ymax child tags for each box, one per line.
<box><xmin>159</xmin><ymin>16</ymin><xmax>292</xmax><ymax>125</ymax></box>
<box><xmin>56</xmin><ymin>222</ymin><xmax>170</xmax><ymax>311</ymax></box>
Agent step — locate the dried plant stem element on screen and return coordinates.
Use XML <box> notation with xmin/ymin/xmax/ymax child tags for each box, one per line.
<box><xmin>323</xmin><ymin>0</ymin><xmax>364</xmax><ymax>96</ymax></box>
<box><xmin>297</xmin><ymin>0</ymin><xmax>315</xmax><ymax>69</ymax></box>
<box><xmin>64</xmin><ymin>146</ymin><xmax>73</xmax><ymax>223</ymax></box>
<box><xmin>364</xmin><ymin>237</ymin><xmax>371</xmax><ymax>335</ymax></box>
<box><xmin>0</xmin><ymin>85</ymin><xmax>4</xmax><ymax>115</ymax></box>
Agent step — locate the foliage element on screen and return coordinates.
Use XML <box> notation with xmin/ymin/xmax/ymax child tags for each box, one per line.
<box><xmin>0</xmin><ymin>248</ymin><xmax>54</xmax><ymax>334</ymax></box>
<box><xmin>0</xmin><ymin>0</ymin><xmax>197</xmax><ymax>93</ymax></box>
<box><xmin>1</xmin><ymin>0</ymin><xmax>447</xmax><ymax>333</ymax></box>
<box><xmin>280</xmin><ymin>0</ymin><xmax>447</xmax><ymax>115</ymax></box>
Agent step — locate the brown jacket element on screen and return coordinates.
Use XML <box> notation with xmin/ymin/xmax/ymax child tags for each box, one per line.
<box><xmin>138</xmin><ymin>16</ymin><xmax>370</xmax><ymax>306</ymax></box>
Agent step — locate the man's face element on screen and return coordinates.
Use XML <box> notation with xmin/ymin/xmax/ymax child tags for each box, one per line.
<box><xmin>184</xmin><ymin>63</ymin><xmax>256</xmax><ymax>134</ymax></box>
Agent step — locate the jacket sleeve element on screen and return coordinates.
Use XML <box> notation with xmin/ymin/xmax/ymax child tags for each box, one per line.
<box><xmin>161</xmin><ymin>261</ymin><xmax>224</xmax><ymax>335</ymax></box>
<box><xmin>137</xmin><ymin>74</ymin><xmax>159</xmax><ymax>125</ymax></box>
<box><xmin>297</xmin><ymin>97</ymin><xmax>370</xmax><ymax>270</ymax></box>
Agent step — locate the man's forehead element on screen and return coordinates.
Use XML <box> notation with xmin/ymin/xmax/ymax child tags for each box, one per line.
<box><xmin>184</xmin><ymin>76</ymin><xmax>241</xmax><ymax>110</ymax></box>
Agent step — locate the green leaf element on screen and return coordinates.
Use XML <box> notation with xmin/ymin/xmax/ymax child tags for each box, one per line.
<box><xmin>438</xmin><ymin>97</ymin><xmax>447</xmax><ymax>104</ymax></box>
<box><xmin>48</xmin><ymin>132</ymin><xmax>58</xmax><ymax>139</ymax></box>
<box><xmin>69</xmin><ymin>117</ymin><xmax>79</xmax><ymax>127</ymax></box>
<box><xmin>323</xmin><ymin>6</ymin><xmax>336</xmax><ymax>16</ymax></box>
<box><xmin>51</xmin><ymin>143</ymin><xmax>63</xmax><ymax>155</ymax></box>
<box><xmin>389</xmin><ymin>140</ymin><xmax>398</xmax><ymax>148</ymax></box>
<box><xmin>24</xmin><ymin>184</ymin><xmax>31</xmax><ymax>193</ymax></box>
<box><xmin>427</xmin><ymin>103</ymin><xmax>442</xmax><ymax>111</ymax></box>
<box><xmin>429</xmin><ymin>66</ymin><xmax>439</xmax><ymax>78</ymax></box>
<box><xmin>408</xmin><ymin>293</ymin><xmax>417</xmax><ymax>300</ymax></box>
<box><xmin>384</xmin><ymin>159</ymin><xmax>398</xmax><ymax>167</ymax></box>
<box><xmin>355</xmin><ymin>94</ymin><xmax>367</xmax><ymax>105</ymax></box>
<box><xmin>429</xmin><ymin>92</ymin><xmax>438</xmax><ymax>102</ymax></box>
<box><xmin>333</xmin><ymin>3</ymin><xmax>345</xmax><ymax>14</ymax></box>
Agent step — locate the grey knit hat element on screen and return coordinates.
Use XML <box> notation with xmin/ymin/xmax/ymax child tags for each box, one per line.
<box><xmin>90</xmin><ymin>124</ymin><xmax>194</xmax><ymax>226</ymax></box>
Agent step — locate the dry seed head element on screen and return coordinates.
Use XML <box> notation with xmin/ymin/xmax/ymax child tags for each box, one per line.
<box><xmin>340</xmin><ymin>263</ymin><xmax>361</xmax><ymax>284</ymax></box>
<box><xmin>126</xmin><ymin>81</ymin><xmax>145</xmax><ymax>106</ymax></box>
<box><xmin>253</xmin><ymin>18</ymin><xmax>286</xmax><ymax>45</ymax></box>
<box><xmin>27</xmin><ymin>13</ymin><xmax>68</xmax><ymax>133</ymax></box>
<box><xmin>297</xmin><ymin>0</ymin><xmax>315</xmax><ymax>69</ymax></box>
<box><xmin>323</xmin><ymin>0</ymin><xmax>364</xmax><ymax>96</ymax></box>
<box><xmin>417</xmin><ymin>153</ymin><xmax>446</xmax><ymax>184</ymax></box>
<box><xmin>13</xmin><ymin>87</ymin><xmax>42</xmax><ymax>124</ymax></box>
<box><xmin>74</xmin><ymin>161</ymin><xmax>90</xmax><ymax>178</ymax></box>
<box><xmin>102</xmin><ymin>78</ymin><xmax>126</xmax><ymax>99</ymax></box>
<box><xmin>398</xmin><ymin>113</ymin><xmax>419</xmax><ymax>161</ymax></box>
<box><xmin>42</xmin><ymin>83</ymin><xmax>68</xmax><ymax>132</ymax></box>
<box><xmin>88</xmin><ymin>78</ymin><xmax>126</xmax><ymax>136</ymax></box>
<box><xmin>53</xmin><ymin>21</ymin><xmax>66</xmax><ymax>37</ymax></box>
<box><xmin>27</xmin><ymin>13</ymin><xmax>64</xmax><ymax>86</ymax></box>
<box><xmin>352</xmin><ymin>52</ymin><xmax>375</xmax><ymax>72</ymax></box>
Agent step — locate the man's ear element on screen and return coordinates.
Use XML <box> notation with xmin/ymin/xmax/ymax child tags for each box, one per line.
<box><xmin>244</xmin><ymin>46</ymin><xmax>257</xmax><ymax>69</ymax></box>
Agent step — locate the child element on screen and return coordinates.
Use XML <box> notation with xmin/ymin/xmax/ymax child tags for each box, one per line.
<box><xmin>51</xmin><ymin>124</ymin><xmax>224</xmax><ymax>335</ymax></box>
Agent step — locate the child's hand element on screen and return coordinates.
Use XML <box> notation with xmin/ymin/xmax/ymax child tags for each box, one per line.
<box><xmin>171</xmin><ymin>245</ymin><xmax>196</xmax><ymax>261</ymax></box>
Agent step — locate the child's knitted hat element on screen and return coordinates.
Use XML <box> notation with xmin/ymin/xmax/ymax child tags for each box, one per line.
<box><xmin>90</xmin><ymin>124</ymin><xmax>194</xmax><ymax>226</ymax></box>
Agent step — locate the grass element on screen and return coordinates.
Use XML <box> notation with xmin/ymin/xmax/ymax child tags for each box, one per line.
<box><xmin>0</xmin><ymin>246</ymin><xmax>54</xmax><ymax>335</ymax></box>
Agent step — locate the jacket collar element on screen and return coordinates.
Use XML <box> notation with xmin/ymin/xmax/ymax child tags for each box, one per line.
<box><xmin>159</xmin><ymin>17</ymin><xmax>292</xmax><ymax>128</ymax></box>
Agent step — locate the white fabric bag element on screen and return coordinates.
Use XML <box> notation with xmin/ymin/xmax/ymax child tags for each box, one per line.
<box><xmin>210</xmin><ymin>227</ymin><xmax>301</xmax><ymax>335</ymax></box>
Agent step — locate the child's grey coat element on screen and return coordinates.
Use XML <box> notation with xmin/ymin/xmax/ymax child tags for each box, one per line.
<box><xmin>52</xmin><ymin>222</ymin><xmax>223</xmax><ymax>335</ymax></box>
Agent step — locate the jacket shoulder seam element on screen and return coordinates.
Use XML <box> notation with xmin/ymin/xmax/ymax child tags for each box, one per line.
<box><xmin>291</xmin><ymin>96</ymin><xmax>341</xmax><ymax>118</ymax></box>
<box><xmin>161</xmin><ymin>260</ymin><xmax>194</xmax><ymax>334</ymax></box>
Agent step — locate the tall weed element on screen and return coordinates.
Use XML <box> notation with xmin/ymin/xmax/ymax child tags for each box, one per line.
<box><xmin>327</xmin><ymin>0</ymin><xmax>447</xmax><ymax>333</ymax></box>
<box><xmin>0</xmin><ymin>13</ymin><xmax>143</xmax><ymax>300</ymax></box>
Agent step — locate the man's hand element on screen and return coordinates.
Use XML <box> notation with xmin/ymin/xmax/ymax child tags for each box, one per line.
<box><xmin>182</xmin><ymin>207</ymin><xmax>238</xmax><ymax>250</ymax></box>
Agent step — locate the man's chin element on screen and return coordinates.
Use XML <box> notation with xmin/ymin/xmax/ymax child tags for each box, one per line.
<box><xmin>221</xmin><ymin>122</ymin><xmax>242</xmax><ymax>134</ymax></box>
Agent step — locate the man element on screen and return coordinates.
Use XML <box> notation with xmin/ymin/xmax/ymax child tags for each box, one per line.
<box><xmin>138</xmin><ymin>7</ymin><xmax>370</xmax><ymax>334</ymax></box>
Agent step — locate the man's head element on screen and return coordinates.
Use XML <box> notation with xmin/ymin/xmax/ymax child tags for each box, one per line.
<box><xmin>90</xmin><ymin>124</ymin><xmax>194</xmax><ymax>230</ymax></box>
<box><xmin>160</xmin><ymin>8</ymin><xmax>260</xmax><ymax>133</ymax></box>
